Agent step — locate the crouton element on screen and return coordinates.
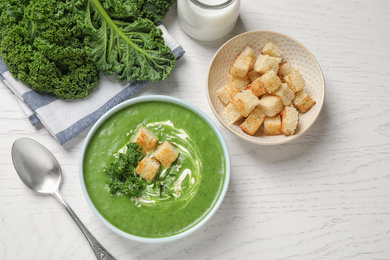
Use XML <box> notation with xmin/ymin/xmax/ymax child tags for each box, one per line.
<box><xmin>154</xmin><ymin>141</ymin><xmax>179</xmax><ymax>168</ymax></box>
<box><xmin>281</xmin><ymin>107</ymin><xmax>299</xmax><ymax>136</ymax></box>
<box><xmin>241</xmin><ymin>46</ymin><xmax>255</xmax><ymax>58</ymax></box>
<box><xmin>224</xmin><ymin>103</ymin><xmax>244</xmax><ymax>123</ymax></box>
<box><xmin>264</xmin><ymin>115</ymin><xmax>282</xmax><ymax>136</ymax></box>
<box><xmin>278</xmin><ymin>61</ymin><xmax>294</xmax><ymax>79</ymax></box>
<box><xmin>246</xmin><ymin>77</ymin><xmax>267</xmax><ymax>97</ymax></box>
<box><xmin>257</xmin><ymin>94</ymin><xmax>283</xmax><ymax>117</ymax></box>
<box><xmin>240</xmin><ymin>108</ymin><xmax>265</xmax><ymax>135</ymax></box>
<box><xmin>273</xmin><ymin>83</ymin><xmax>295</xmax><ymax>106</ymax></box>
<box><xmin>135</xmin><ymin>156</ymin><xmax>160</xmax><ymax>182</ymax></box>
<box><xmin>253</xmin><ymin>54</ymin><xmax>282</xmax><ymax>74</ymax></box>
<box><xmin>247</xmin><ymin>70</ymin><xmax>262</xmax><ymax>83</ymax></box>
<box><xmin>229</xmin><ymin>49</ymin><xmax>253</xmax><ymax>77</ymax></box>
<box><xmin>230</xmin><ymin>89</ymin><xmax>260</xmax><ymax>117</ymax></box>
<box><xmin>216</xmin><ymin>81</ymin><xmax>241</xmax><ymax>105</ymax></box>
<box><xmin>131</xmin><ymin>126</ymin><xmax>158</xmax><ymax>154</ymax></box>
<box><xmin>284</xmin><ymin>70</ymin><xmax>305</xmax><ymax>92</ymax></box>
<box><xmin>227</xmin><ymin>74</ymin><xmax>250</xmax><ymax>90</ymax></box>
<box><xmin>293</xmin><ymin>89</ymin><xmax>316</xmax><ymax>113</ymax></box>
<box><xmin>215</xmin><ymin>87</ymin><xmax>230</xmax><ymax>106</ymax></box>
<box><xmin>261</xmin><ymin>42</ymin><xmax>281</xmax><ymax>57</ymax></box>
<box><xmin>241</xmin><ymin>46</ymin><xmax>256</xmax><ymax>70</ymax></box>
<box><xmin>259</xmin><ymin>70</ymin><xmax>282</xmax><ymax>93</ymax></box>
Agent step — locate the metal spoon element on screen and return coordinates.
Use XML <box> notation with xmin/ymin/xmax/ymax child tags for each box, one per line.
<box><xmin>11</xmin><ymin>137</ymin><xmax>116</xmax><ymax>260</ymax></box>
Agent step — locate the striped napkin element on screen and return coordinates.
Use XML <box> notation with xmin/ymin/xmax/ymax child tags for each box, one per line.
<box><xmin>0</xmin><ymin>25</ymin><xmax>184</xmax><ymax>145</ymax></box>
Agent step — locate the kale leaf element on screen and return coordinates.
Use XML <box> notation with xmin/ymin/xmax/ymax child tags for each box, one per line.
<box><xmin>81</xmin><ymin>0</ymin><xmax>176</xmax><ymax>82</ymax></box>
<box><xmin>91</xmin><ymin>0</ymin><xmax>176</xmax><ymax>27</ymax></box>
<box><xmin>105</xmin><ymin>142</ymin><xmax>145</xmax><ymax>197</ymax></box>
<box><xmin>140</xmin><ymin>0</ymin><xmax>177</xmax><ymax>26</ymax></box>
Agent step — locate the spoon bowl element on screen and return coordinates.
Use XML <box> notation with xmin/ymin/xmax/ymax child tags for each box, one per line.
<box><xmin>11</xmin><ymin>138</ymin><xmax>116</xmax><ymax>260</ymax></box>
<box><xmin>12</xmin><ymin>138</ymin><xmax>61</xmax><ymax>194</ymax></box>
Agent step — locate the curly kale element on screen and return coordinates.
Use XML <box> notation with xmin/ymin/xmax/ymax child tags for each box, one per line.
<box><xmin>0</xmin><ymin>0</ymin><xmax>99</xmax><ymax>99</ymax></box>
<box><xmin>0</xmin><ymin>0</ymin><xmax>176</xmax><ymax>99</ymax></box>
<box><xmin>105</xmin><ymin>142</ymin><xmax>145</xmax><ymax>197</ymax></box>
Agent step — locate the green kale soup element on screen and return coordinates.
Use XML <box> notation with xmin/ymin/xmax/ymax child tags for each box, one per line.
<box><xmin>82</xmin><ymin>100</ymin><xmax>227</xmax><ymax>238</ymax></box>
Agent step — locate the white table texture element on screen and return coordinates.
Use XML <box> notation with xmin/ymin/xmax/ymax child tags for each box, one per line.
<box><xmin>1</xmin><ymin>1</ymin><xmax>390</xmax><ymax>259</ymax></box>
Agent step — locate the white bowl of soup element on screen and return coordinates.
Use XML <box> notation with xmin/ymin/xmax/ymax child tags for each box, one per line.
<box><xmin>79</xmin><ymin>95</ymin><xmax>230</xmax><ymax>242</ymax></box>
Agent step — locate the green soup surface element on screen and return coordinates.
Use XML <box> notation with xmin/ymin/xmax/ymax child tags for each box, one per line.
<box><xmin>83</xmin><ymin>100</ymin><xmax>226</xmax><ymax>238</ymax></box>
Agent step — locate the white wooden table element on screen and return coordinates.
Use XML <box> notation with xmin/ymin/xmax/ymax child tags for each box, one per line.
<box><xmin>1</xmin><ymin>1</ymin><xmax>390</xmax><ymax>259</ymax></box>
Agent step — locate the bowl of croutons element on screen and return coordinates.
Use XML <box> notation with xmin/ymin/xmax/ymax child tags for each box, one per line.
<box><xmin>206</xmin><ymin>31</ymin><xmax>325</xmax><ymax>145</ymax></box>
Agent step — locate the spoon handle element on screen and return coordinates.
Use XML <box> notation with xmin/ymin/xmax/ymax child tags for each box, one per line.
<box><xmin>52</xmin><ymin>190</ymin><xmax>117</xmax><ymax>260</ymax></box>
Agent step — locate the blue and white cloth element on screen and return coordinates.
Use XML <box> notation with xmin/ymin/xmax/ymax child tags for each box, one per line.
<box><xmin>0</xmin><ymin>25</ymin><xmax>184</xmax><ymax>145</ymax></box>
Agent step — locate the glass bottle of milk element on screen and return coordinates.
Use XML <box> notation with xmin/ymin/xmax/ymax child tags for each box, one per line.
<box><xmin>177</xmin><ymin>0</ymin><xmax>241</xmax><ymax>41</ymax></box>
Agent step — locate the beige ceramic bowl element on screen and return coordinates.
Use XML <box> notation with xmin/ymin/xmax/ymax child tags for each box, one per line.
<box><xmin>206</xmin><ymin>31</ymin><xmax>325</xmax><ymax>145</ymax></box>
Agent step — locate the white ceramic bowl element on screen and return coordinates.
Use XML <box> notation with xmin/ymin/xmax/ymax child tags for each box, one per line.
<box><xmin>207</xmin><ymin>31</ymin><xmax>325</xmax><ymax>145</ymax></box>
<box><xmin>79</xmin><ymin>95</ymin><xmax>230</xmax><ymax>243</ymax></box>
